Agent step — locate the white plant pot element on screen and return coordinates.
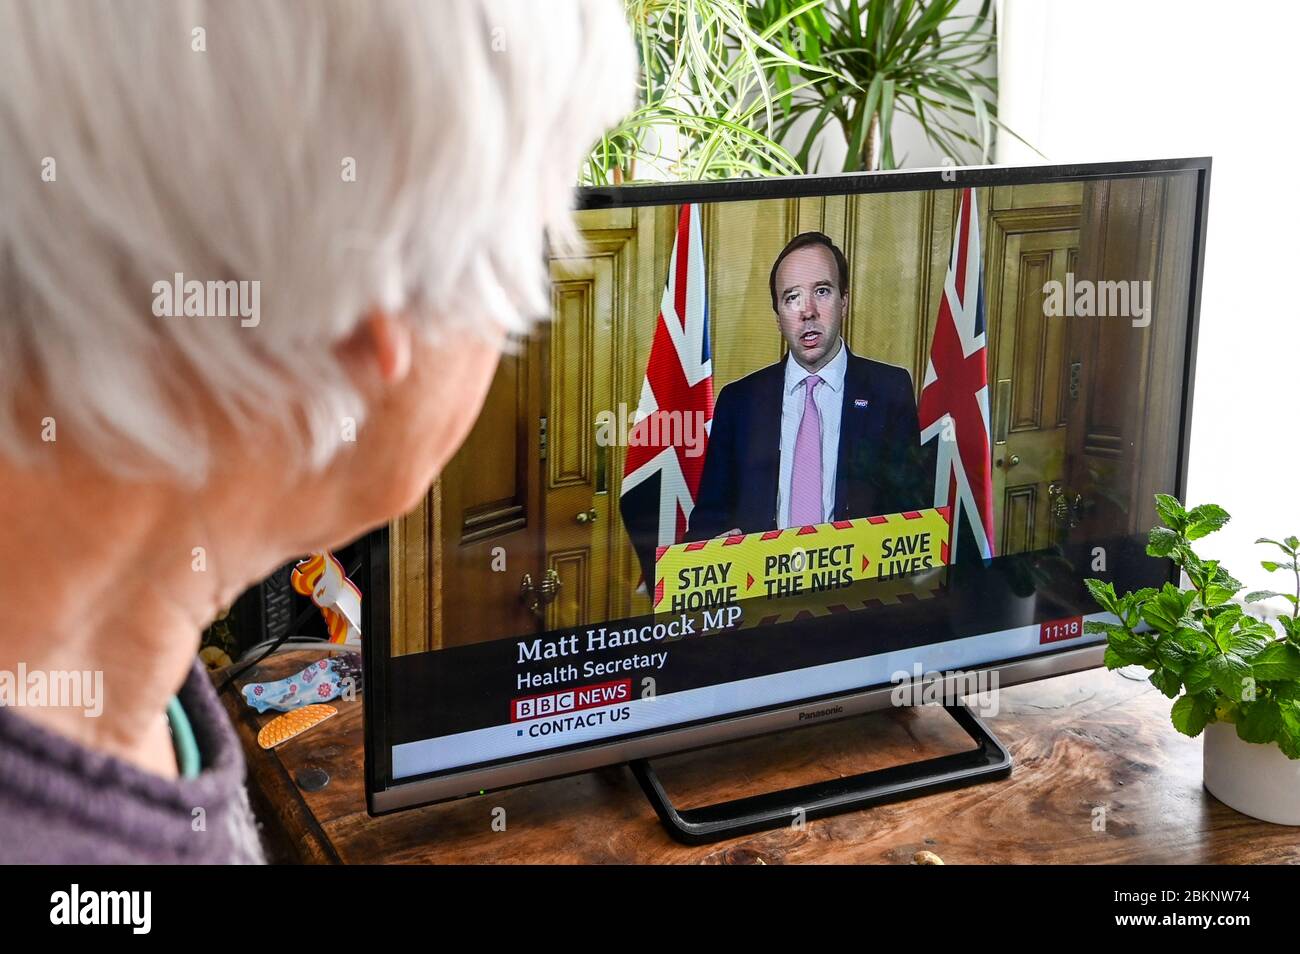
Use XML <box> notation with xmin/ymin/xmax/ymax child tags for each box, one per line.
<box><xmin>1202</xmin><ymin>721</ymin><xmax>1300</xmax><ymax>825</ymax></box>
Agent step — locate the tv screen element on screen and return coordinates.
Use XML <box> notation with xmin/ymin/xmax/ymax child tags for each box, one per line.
<box><xmin>364</xmin><ymin>158</ymin><xmax>1209</xmax><ymax>812</ymax></box>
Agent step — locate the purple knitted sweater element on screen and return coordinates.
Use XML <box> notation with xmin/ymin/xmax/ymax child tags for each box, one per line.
<box><xmin>0</xmin><ymin>661</ymin><xmax>265</xmax><ymax>863</ymax></box>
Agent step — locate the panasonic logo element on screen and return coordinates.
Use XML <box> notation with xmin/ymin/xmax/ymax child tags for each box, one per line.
<box><xmin>797</xmin><ymin>705</ymin><xmax>843</xmax><ymax>722</ymax></box>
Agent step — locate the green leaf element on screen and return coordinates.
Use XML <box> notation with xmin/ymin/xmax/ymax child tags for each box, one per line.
<box><xmin>1183</xmin><ymin>659</ymin><xmax>1214</xmax><ymax>695</ymax></box>
<box><xmin>1208</xmin><ymin>652</ymin><xmax>1252</xmax><ymax>702</ymax></box>
<box><xmin>1103</xmin><ymin>645</ymin><xmax>1139</xmax><ymax>671</ymax></box>
<box><xmin>1237</xmin><ymin>698</ymin><xmax>1283</xmax><ymax>746</ymax></box>
<box><xmin>1139</xmin><ymin>601</ymin><xmax>1176</xmax><ymax>633</ymax></box>
<box><xmin>1147</xmin><ymin>526</ymin><xmax>1180</xmax><ymax>558</ymax></box>
<box><xmin>1120</xmin><ymin>588</ymin><xmax>1159</xmax><ymax>628</ymax></box>
<box><xmin>1154</xmin><ymin>493</ymin><xmax>1187</xmax><ymax>531</ymax></box>
<box><xmin>1256</xmin><ymin>536</ymin><xmax>1298</xmax><ymax>555</ymax></box>
<box><xmin>1173</xmin><ymin>621</ymin><xmax>1216</xmax><ymax>654</ymax></box>
<box><xmin>1170</xmin><ymin>693</ymin><xmax>1214</xmax><ymax>737</ymax></box>
<box><xmin>1227</xmin><ymin>632</ymin><xmax>1273</xmax><ymax>659</ymax></box>
<box><xmin>1206</xmin><ymin>603</ymin><xmax>1245</xmax><ymax>632</ymax></box>
<box><xmin>1186</xmin><ymin>503</ymin><xmax>1230</xmax><ymax>540</ymax></box>
<box><xmin>1277</xmin><ymin>703</ymin><xmax>1300</xmax><ymax>759</ymax></box>
<box><xmin>1083</xmin><ymin>578</ymin><xmax>1119</xmax><ymax>615</ymax></box>
<box><xmin>1208</xmin><ymin>613</ymin><xmax>1265</xmax><ymax>656</ymax></box>
<box><xmin>1201</xmin><ymin>584</ymin><xmax>1237</xmax><ymax>607</ymax></box>
<box><xmin>1235</xmin><ymin>614</ymin><xmax>1276</xmax><ymax>638</ymax></box>
<box><xmin>1149</xmin><ymin>666</ymin><xmax>1183</xmax><ymax>699</ymax></box>
<box><xmin>1140</xmin><ymin>585</ymin><xmax>1193</xmax><ymax>633</ymax></box>
<box><xmin>1248</xmin><ymin>641</ymin><xmax>1300</xmax><ymax>682</ymax></box>
<box><xmin>1083</xmin><ymin>619</ymin><xmax>1124</xmax><ymax>638</ymax></box>
<box><xmin>1209</xmin><ymin>569</ymin><xmax>1242</xmax><ymax>600</ymax></box>
<box><xmin>878</xmin><ymin>79</ymin><xmax>896</xmax><ymax>168</ymax></box>
<box><xmin>1104</xmin><ymin>628</ymin><xmax>1154</xmax><ymax>667</ymax></box>
<box><xmin>1280</xmin><ymin>615</ymin><xmax>1300</xmax><ymax>645</ymax></box>
<box><xmin>1272</xmin><ymin>681</ymin><xmax>1300</xmax><ymax>703</ymax></box>
<box><xmin>1181</xmin><ymin>548</ymin><xmax>1210</xmax><ymax>590</ymax></box>
<box><xmin>1245</xmin><ymin>590</ymin><xmax>1292</xmax><ymax>604</ymax></box>
<box><xmin>1261</xmin><ymin>560</ymin><xmax>1297</xmax><ymax>572</ymax></box>
<box><xmin>1155</xmin><ymin>636</ymin><xmax>1194</xmax><ymax>673</ymax></box>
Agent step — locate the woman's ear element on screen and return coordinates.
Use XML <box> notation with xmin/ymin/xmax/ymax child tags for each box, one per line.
<box><xmin>334</xmin><ymin>309</ymin><xmax>412</xmax><ymax>387</ymax></box>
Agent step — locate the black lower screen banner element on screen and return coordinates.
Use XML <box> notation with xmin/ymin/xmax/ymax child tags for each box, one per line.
<box><xmin>387</xmin><ymin>535</ymin><xmax>1162</xmax><ymax>750</ymax></box>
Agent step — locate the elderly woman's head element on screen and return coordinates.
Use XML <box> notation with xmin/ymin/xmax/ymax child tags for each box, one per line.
<box><xmin>0</xmin><ymin>1</ymin><xmax>634</xmax><ymax>787</ymax></box>
<box><xmin>0</xmin><ymin>0</ymin><xmax>632</xmax><ymax>551</ymax></box>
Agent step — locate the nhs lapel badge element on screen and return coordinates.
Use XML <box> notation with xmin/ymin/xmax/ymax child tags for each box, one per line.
<box><xmin>853</xmin><ymin>398</ymin><xmax>869</xmax><ymax>409</ymax></box>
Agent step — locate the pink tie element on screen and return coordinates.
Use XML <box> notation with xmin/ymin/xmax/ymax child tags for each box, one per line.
<box><xmin>789</xmin><ymin>374</ymin><xmax>823</xmax><ymax>527</ymax></box>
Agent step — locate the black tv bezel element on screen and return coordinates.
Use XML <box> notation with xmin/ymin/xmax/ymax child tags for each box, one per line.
<box><xmin>362</xmin><ymin>157</ymin><xmax>1212</xmax><ymax>815</ymax></box>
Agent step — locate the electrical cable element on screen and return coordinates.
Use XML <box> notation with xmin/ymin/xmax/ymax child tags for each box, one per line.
<box><xmin>235</xmin><ymin>635</ymin><xmax>337</xmax><ymax>664</ymax></box>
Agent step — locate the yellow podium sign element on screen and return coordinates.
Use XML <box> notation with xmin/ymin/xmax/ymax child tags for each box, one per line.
<box><xmin>654</xmin><ymin>507</ymin><xmax>952</xmax><ymax>613</ymax></box>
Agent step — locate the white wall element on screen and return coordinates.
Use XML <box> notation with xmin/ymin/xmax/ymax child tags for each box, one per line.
<box><xmin>997</xmin><ymin>0</ymin><xmax>1300</xmax><ymax>602</ymax></box>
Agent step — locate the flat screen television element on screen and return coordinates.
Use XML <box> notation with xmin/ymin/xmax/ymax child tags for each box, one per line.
<box><xmin>363</xmin><ymin>157</ymin><xmax>1211</xmax><ymax>839</ymax></box>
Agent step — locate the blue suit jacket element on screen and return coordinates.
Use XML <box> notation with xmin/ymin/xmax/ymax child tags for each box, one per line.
<box><xmin>688</xmin><ymin>350</ymin><xmax>936</xmax><ymax>540</ymax></box>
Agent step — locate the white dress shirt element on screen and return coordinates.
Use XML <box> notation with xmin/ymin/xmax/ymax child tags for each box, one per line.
<box><xmin>777</xmin><ymin>339</ymin><xmax>848</xmax><ymax>528</ymax></box>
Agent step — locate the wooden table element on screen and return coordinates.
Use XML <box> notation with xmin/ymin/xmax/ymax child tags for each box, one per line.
<box><xmin>221</xmin><ymin>650</ymin><xmax>1300</xmax><ymax>864</ymax></box>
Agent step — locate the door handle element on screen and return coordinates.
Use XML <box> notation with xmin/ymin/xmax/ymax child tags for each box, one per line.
<box><xmin>996</xmin><ymin>454</ymin><xmax>1020</xmax><ymax>468</ymax></box>
<box><xmin>994</xmin><ymin>379</ymin><xmax>1011</xmax><ymax>444</ymax></box>
<box><xmin>1048</xmin><ymin>482</ymin><xmax>1090</xmax><ymax>529</ymax></box>
<box><xmin>575</xmin><ymin>509</ymin><xmax>598</xmax><ymax>524</ymax></box>
<box><xmin>520</xmin><ymin>569</ymin><xmax>562</xmax><ymax>619</ymax></box>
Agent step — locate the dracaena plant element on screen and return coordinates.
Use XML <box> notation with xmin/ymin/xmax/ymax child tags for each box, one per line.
<box><xmin>1085</xmin><ymin>495</ymin><xmax>1300</xmax><ymax>759</ymax></box>
<box><xmin>752</xmin><ymin>0</ymin><xmax>1030</xmax><ymax>172</ymax></box>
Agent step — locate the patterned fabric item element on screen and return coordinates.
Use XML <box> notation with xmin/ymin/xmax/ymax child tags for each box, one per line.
<box><xmin>242</xmin><ymin>653</ymin><xmax>362</xmax><ymax>714</ymax></box>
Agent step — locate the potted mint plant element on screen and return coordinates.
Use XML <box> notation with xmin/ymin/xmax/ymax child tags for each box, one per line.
<box><xmin>1086</xmin><ymin>495</ymin><xmax>1300</xmax><ymax>825</ymax></box>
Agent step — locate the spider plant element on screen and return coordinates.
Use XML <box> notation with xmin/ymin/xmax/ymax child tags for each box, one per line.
<box><xmin>753</xmin><ymin>0</ymin><xmax>1032</xmax><ymax>172</ymax></box>
<box><xmin>582</xmin><ymin>0</ymin><xmax>838</xmax><ymax>184</ymax></box>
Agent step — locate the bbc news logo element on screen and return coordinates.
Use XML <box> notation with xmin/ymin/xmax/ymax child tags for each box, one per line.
<box><xmin>512</xmin><ymin>679</ymin><xmax>631</xmax><ymax>722</ymax></box>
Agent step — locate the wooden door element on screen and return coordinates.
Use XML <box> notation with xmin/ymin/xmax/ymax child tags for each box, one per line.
<box><xmin>986</xmin><ymin>201</ymin><xmax>1081</xmax><ymax>554</ymax></box>
<box><xmin>389</xmin><ymin>338</ymin><xmax>546</xmax><ymax>654</ymax></box>
<box><xmin>542</xmin><ymin>245</ymin><xmax>622</xmax><ymax>631</ymax></box>
<box><xmin>1063</xmin><ymin>174</ymin><xmax>1196</xmax><ymax>541</ymax></box>
<box><xmin>389</xmin><ymin>213</ymin><xmax>641</xmax><ymax>655</ymax></box>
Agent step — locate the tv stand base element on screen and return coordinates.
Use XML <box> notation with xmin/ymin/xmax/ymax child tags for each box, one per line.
<box><xmin>629</xmin><ymin>701</ymin><xmax>1012</xmax><ymax>846</ymax></box>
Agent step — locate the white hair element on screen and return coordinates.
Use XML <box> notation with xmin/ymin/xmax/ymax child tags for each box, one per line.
<box><xmin>0</xmin><ymin>0</ymin><xmax>634</xmax><ymax>481</ymax></box>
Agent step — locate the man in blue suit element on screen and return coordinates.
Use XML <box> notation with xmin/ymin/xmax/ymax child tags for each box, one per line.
<box><xmin>688</xmin><ymin>231</ymin><xmax>935</xmax><ymax>540</ymax></box>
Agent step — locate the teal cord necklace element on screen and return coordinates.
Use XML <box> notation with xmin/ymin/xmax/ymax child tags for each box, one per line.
<box><xmin>166</xmin><ymin>695</ymin><xmax>201</xmax><ymax>780</ymax></box>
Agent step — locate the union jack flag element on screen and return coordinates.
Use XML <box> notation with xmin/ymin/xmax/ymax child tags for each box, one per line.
<box><xmin>619</xmin><ymin>204</ymin><xmax>714</xmax><ymax>587</ymax></box>
<box><xmin>918</xmin><ymin>188</ymin><xmax>995</xmax><ymax>561</ymax></box>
